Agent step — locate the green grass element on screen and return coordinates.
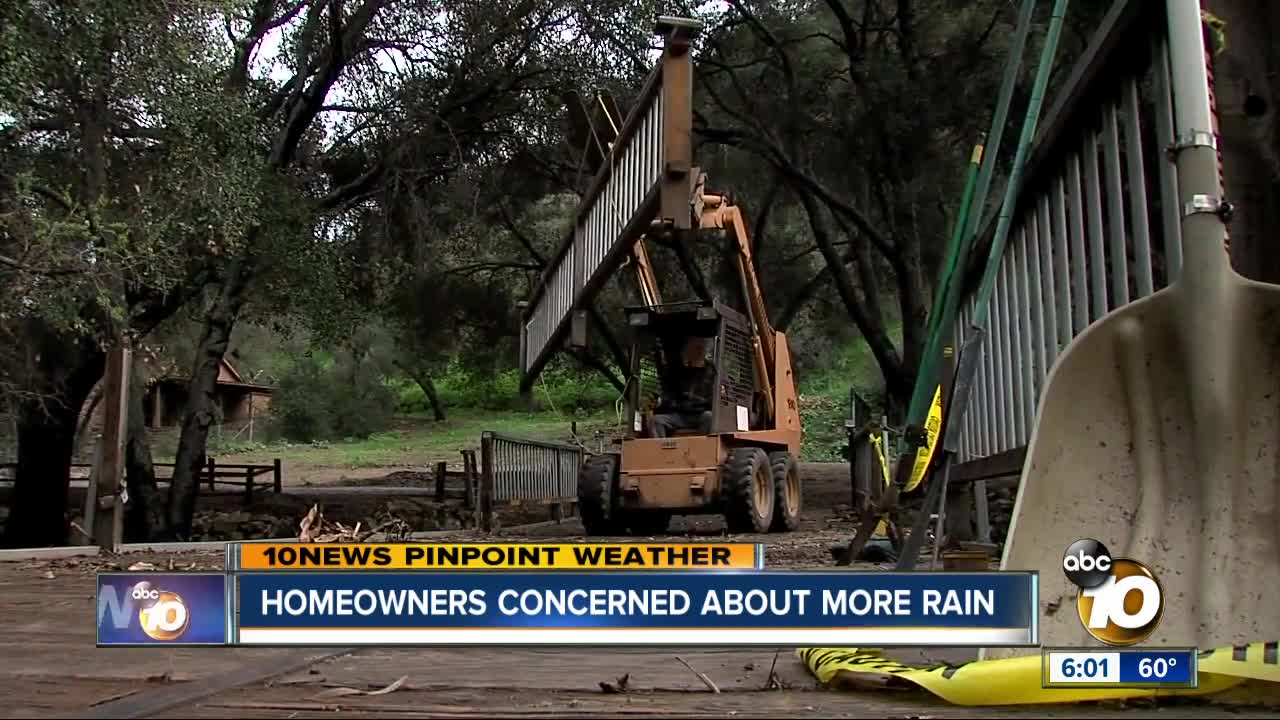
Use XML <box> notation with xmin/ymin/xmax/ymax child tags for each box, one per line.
<box><xmin>153</xmin><ymin>408</ymin><xmax>615</xmax><ymax>470</ymax></box>
<box><xmin>796</xmin><ymin>323</ymin><xmax>901</xmax><ymax>462</ymax></box>
<box><xmin>147</xmin><ymin>331</ymin><xmax>894</xmax><ymax>469</ymax></box>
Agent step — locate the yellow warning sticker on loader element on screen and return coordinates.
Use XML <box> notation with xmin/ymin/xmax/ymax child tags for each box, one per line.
<box><xmin>798</xmin><ymin>643</ymin><xmax>1280</xmax><ymax>706</ymax></box>
<box><xmin>905</xmin><ymin>386</ymin><xmax>943</xmax><ymax>492</ymax></box>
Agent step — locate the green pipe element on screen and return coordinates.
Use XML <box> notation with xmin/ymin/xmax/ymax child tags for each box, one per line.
<box><xmin>901</xmin><ymin>0</ymin><xmax>1038</xmax><ymax>436</ymax></box>
<box><xmin>972</xmin><ymin>0</ymin><xmax>1070</xmax><ymax>331</ymax></box>
<box><xmin>961</xmin><ymin>0</ymin><xmax>1038</xmax><ymax>259</ymax></box>
<box><xmin>923</xmin><ymin>139</ymin><xmax>984</xmax><ymax>352</ymax></box>
<box><xmin>904</xmin><ymin>139</ymin><xmax>984</xmax><ymax>428</ymax></box>
<box><xmin>907</xmin><ymin>0</ymin><xmax>1071</xmax><ymax>492</ymax></box>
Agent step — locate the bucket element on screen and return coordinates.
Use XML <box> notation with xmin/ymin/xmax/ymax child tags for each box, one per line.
<box><xmin>941</xmin><ymin>549</ymin><xmax>991</xmax><ymax>571</ymax></box>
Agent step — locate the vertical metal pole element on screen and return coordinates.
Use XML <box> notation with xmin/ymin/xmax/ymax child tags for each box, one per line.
<box><xmin>1122</xmin><ymin>76</ymin><xmax>1155</xmax><ymax>298</ymax></box>
<box><xmin>273</xmin><ymin>458</ymin><xmax>282</xmax><ymax>494</ymax></box>
<box><xmin>1051</xmin><ymin>174</ymin><xmax>1073</xmax><ymax>350</ymax></box>
<box><xmin>1027</xmin><ymin>205</ymin><xmax>1047</xmax><ymax>389</ymax></box>
<box><xmin>894</xmin><ymin>464</ymin><xmax>946</xmax><ymax>571</ymax></box>
<box><xmin>1102</xmin><ymin>102</ymin><xmax>1131</xmax><ymax>306</ymax></box>
<box><xmin>930</xmin><ymin>458</ymin><xmax>952</xmax><ymax>570</ymax></box>
<box><xmin>1067</xmin><ymin>150</ymin><xmax>1090</xmax><ymax>334</ymax></box>
<box><xmin>1151</xmin><ymin>32</ymin><xmax>1183</xmax><ymax>284</ymax></box>
<box><xmin>93</xmin><ymin>343</ymin><xmax>130</xmax><ymax>551</ymax></box>
<box><xmin>975</xmin><ymin>478</ymin><xmax>991</xmax><ymax>543</ymax></box>
<box><xmin>1083</xmin><ymin>131</ymin><xmax>1109</xmax><ymax>318</ymax></box>
<box><xmin>1008</xmin><ymin>232</ymin><xmax>1027</xmax><ymax>445</ymax></box>
<box><xmin>435</xmin><ymin>461</ymin><xmax>447</xmax><ymax>503</ymax></box>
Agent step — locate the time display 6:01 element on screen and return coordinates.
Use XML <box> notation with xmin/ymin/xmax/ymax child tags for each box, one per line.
<box><xmin>1046</xmin><ymin>651</ymin><xmax>1121</xmax><ymax>683</ymax></box>
<box><xmin>1061</xmin><ymin>657</ymin><xmax>1107</xmax><ymax>678</ymax></box>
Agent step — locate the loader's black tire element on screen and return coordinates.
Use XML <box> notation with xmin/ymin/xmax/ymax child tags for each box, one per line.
<box><xmin>625</xmin><ymin>511</ymin><xmax>672</xmax><ymax>537</ymax></box>
<box><xmin>768</xmin><ymin>451</ymin><xmax>801</xmax><ymax>532</ymax></box>
<box><xmin>723</xmin><ymin>447</ymin><xmax>774</xmax><ymax>534</ymax></box>
<box><xmin>579</xmin><ymin>454</ymin><xmax>622</xmax><ymax>536</ymax></box>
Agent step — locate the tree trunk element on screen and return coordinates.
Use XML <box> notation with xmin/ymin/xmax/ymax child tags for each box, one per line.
<box><xmin>3</xmin><ymin>333</ymin><xmax>102</xmax><ymax>548</ymax></box>
<box><xmin>569</xmin><ymin>350</ymin><xmax>626</xmax><ymax>393</ymax></box>
<box><xmin>124</xmin><ymin>361</ymin><xmax>164</xmax><ymax>542</ymax></box>
<box><xmin>417</xmin><ymin>372</ymin><xmax>446</xmax><ymax>422</ymax></box>
<box><xmin>167</xmin><ymin>267</ymin><xmax>247</xmax><ymax>539</ymax></box>
<box><xmin>893</xmin><ymin>215</ymin><xmax>930</xmax><ymax>411</ymax></box>
<box><xmin>796</xmin><ymin>190</ymin><xmax>908</xmax><ymax>400</ymax></box>
<box><xmin>3</xmin><ymin>400</ymin><xmax>81</xmax><ymax>547</ymax></box>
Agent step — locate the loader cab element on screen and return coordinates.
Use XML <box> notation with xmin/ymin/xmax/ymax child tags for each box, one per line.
<box><xmin>624</xmin><ymin>300</ymin><xmax>759</xmax><ymax>438</ymax></box>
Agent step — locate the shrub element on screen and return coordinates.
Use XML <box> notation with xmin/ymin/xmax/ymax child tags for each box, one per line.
<box><xmin>426</xmin><ymin>362</ymin><xmax>620</xmax><ymax>413</ymax></box>
<box><xmin>267</xmin><ymin>357</ymin><xmax>396</xmax><ymax>442</ymax></box>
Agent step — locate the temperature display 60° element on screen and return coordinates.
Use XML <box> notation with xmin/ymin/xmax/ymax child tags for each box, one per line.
<box><xmin>1042</xmin><ymin>648</ymin><xmax>1197</xmax><ymax>689</ymax></box>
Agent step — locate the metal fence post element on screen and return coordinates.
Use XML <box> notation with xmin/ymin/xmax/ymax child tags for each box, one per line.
<box><xmin>480</xmin><ymin>433</ymin><xmax>495</xmax><ymax>532</ymax></box>
<box><xmin>273</xmin><ymin>458</ymin><xmax>282</xmax><ymax>493</ymax></box>
<box><xmin>207</xmin><ymin>457</ymin><xmax>216</xmax><ymax>492</ymax></box>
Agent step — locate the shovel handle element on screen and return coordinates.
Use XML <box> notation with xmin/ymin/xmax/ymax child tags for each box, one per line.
<box><xmin>1200</xmin><ymin>11</ymin><xmax>1231</xmax><ymax>254</ymax></box>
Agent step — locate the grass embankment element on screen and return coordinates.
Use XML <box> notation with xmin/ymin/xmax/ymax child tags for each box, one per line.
<box><xmin>795</xmin><ymin>329</ymin><xmax>895</xmax><ymax>462</ymax></box>
<box><xmin>154</xmin><ymin>334</ymin><xmax>894</xmax><ymax>475</ymax></box>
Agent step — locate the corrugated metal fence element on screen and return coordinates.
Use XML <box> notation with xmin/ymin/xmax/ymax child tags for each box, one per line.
<box><xmin>952</xmin><ymin>0</ymin><xmax>1179</xmax><ymax>473</ymax></box>
<box><xmin>479</xmin><ymin>432</ymin><xmax>582</xmax><ymax>531</ymax></box>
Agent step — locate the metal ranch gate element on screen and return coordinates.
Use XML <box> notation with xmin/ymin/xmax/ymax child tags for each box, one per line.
<box><xmin>479</xmin><ymin>432</ymin><xmax>583</xmax><ymax>531</ymax></box>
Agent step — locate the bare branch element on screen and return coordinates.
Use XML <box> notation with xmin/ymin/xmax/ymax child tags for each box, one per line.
<box><xmin>28</xmin><ymin>184</ymin><xmax>75</xmax><ymax>212</ymax></box>
<box><xmin>446</xmin><ymin>261</ymin><xmax>542</xmax><ymax>274</ymax></box>
<box><xmin>319</xmin><ymin>103</ymin><xmax>382</xmax><ymax>113</ymax></box>
<box><xmin>0</xmin><ymin>252</ymin><xmax>85</xmax><ymax>278</ymax></box>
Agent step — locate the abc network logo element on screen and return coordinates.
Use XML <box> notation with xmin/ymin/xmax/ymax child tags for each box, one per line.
<box><xmin>1062</xmin><ymin>539</ymin><xmax>1164</xmax><ymax>645</ymax></box>
<box><xmin>130</xmin><ymin>581</ymin><xmax>190</xmax><ymax>641</ymax></box>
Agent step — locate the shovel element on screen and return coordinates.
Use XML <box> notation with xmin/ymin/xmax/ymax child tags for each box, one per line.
<box><xmin>989</xmin><ymin>1</ymin><xmax>1280</xmax><ymax>656</ymax></box>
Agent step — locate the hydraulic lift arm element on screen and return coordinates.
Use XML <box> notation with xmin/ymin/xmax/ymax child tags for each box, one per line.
<box><xmin>697</xmin><ymin>191</ymin><xmax>777</xmax><ymax>425</ymax></box>
<box><xmin>630</xmin><ymin>239</ymin><xmax>663</xmax><ymax>307</ymax></box>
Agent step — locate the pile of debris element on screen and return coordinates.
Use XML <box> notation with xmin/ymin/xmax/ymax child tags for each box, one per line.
<box><xmin>191</xmin><ymin>510</ymin><xmax>295</xmax><ymax>541</ymax></box>
<box><xmin>297</xmin><ymin>504</ymin><xmax>416</xmax><ymax>542</ymax></box>
<box><xmin>987</xmin><ymin>487</ymin><xmax>1016</xmax><ymax>548</ymax></box>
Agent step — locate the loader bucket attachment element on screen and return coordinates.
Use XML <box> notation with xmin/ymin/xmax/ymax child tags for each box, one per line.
<box><xmin>986</xmin><ymin>2</ymin><xmax>1280</xmax><ymax>658</ymax></box>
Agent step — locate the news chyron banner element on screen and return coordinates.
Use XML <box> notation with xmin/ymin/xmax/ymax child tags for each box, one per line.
<box><xmin>96</xmin><ymin>543</ymin><xmax>1038</xmax><ymax>647</ymax></box>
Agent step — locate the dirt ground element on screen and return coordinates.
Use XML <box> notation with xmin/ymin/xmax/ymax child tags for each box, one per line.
<box><xmin>1</xmin><ymin>466</ymin><xmax>1276</xmax><ymax>719</ymax></box>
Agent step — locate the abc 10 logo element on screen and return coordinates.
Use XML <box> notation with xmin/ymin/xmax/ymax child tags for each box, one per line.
<box><xmin>131</xmin><ymin>581</ymin><xmax>190</xmax><ymax>641</ymax></box>
<box><xmin>1062</xmin><ymin>539</ymin><xmax>1164</xmax><ymax>646</ymax></box>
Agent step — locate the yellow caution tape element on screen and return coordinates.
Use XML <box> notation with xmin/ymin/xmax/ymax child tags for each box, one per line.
<box><xmin>864</xmin><ymin>434</ymin><xmax>891</xmax><ymax>539</ymax></box>
<box><xmin>867</xmin><ymin>434</ymin><xmax>891</xmax><ymax>490</ymax></box>
<box><xmin>798</xmin><ymin>643</ymin><xmax>1279</xmax><ymax>706</ymax></box>
<box><xmin>905</xmin><ymin>386</ymin><xmax>943</xmax><ymax>493</ymax></box>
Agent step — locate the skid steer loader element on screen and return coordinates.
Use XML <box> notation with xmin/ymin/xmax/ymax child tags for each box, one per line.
<box><xmin>578</xmin><ymin>187</ymin><xmax>804</xmax><ymax>537</ymax></box>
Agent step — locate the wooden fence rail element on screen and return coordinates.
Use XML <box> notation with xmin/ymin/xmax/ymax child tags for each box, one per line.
<box><xmin>0</xmin><ymin>459</ymin><xmax>283</xmax><ymax>503</ymax></box>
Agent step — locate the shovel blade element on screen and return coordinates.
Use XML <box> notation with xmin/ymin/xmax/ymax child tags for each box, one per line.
<box><xmin>988</xmin><ymin>278</ymin><xmax>1280</xmax><ymax>658</ymax></box>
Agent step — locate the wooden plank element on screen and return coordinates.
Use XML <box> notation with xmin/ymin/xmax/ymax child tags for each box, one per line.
<box><xmin>68</xmin><ymin>649</ymin><xmax>353</xmax><ymax>720</ymax></box>
<box><xmin>953</xmin><ymin>447</ymin><xmax>1026</xmax><ymax>484</ymax></box>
